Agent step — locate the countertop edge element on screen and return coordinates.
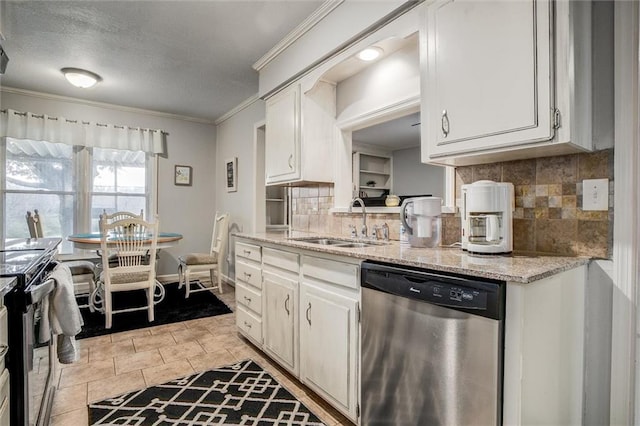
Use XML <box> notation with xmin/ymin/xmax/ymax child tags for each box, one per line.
<box><xmin>233</xmin><ymin>232</ymin><xmax>591</xmax><ymax>284</ymax></box>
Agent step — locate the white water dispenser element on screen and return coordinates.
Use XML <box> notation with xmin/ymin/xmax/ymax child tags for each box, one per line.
<box><xmin>400</xmin><ymin>197</ymin><xmax>442</xmax><ymax>248</ymax></box>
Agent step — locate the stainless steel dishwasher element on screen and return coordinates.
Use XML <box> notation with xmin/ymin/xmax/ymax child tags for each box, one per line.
<box><xmin>361</xmin><ymin>261</ymin><xmax>505</xmax><ymax>426</ymax></box>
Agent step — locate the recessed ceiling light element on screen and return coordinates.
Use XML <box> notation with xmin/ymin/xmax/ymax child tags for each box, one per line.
<box><xmin>61</xmin><ymin>67</ymin><xmax>102</xmax><ymax>88</ymax></box>
<box><xmin>357</xmin><ymin>47</ymin><xmax>383</xmax><ymax>62</ymax></box>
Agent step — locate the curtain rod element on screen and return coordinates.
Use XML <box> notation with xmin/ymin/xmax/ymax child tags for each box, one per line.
<box><xmin>0</xmin><ymin>108</ymin><xmax>169</xmax><ymax>135</ymax></box>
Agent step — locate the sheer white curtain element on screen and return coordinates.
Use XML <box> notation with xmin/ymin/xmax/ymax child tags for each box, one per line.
<box><xmin>0</xmin><ymin>109</ymin><xmax>166</xmax><ymax>154</ymax></box>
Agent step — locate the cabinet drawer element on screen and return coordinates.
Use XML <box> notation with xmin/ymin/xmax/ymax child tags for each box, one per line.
<box><xmin>236</xmin><ymin>242</ymin><xmax>261</xmax><ymax>262</ymax></box>
<box><xmin>302</xmin><ymin>256</ymin><xmax>359</xmax><ymax>290</ymax></box>
<box><xmin>263</xmin><ymin>248</ymin><xmax>299</xmax><ymax>273</ymax></box>
<box><xmin>236</xmin><ymin>282</ymin><xmax>262</xmax><ymax>316</ymax></box>
<box><xmin>236</xmin><ymin>305</ymin><xmax>262</xmax><ymax>344</ymax></box>
<box><xmin>236</xmin><ymin>260</ymin><xmax>262</xmax><ymax>289</ymax></box>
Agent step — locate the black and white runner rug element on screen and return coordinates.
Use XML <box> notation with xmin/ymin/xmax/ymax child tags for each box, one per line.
<box><xmin>89</xmin><ymin>359</ymin><xmax>325</xmax><ymax>425</ymax></box>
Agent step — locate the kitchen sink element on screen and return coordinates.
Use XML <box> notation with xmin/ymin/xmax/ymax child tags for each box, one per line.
<box><xmin>290</xmin><ymin>237</ymin><xmax>387</xmax><ymax>248</ymax></box>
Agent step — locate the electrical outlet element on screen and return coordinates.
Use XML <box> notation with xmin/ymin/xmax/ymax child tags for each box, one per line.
<box><xmin>582</xmin><ymin>178</ymin><xmax>609</xmax><ymax>211</ymax></box>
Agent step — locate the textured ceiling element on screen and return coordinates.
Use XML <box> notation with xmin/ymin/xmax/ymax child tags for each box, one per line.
<box><xmin>0</xmin><ymin>1</ymin><xmax>324</xmax><ymax>122</ymax></box>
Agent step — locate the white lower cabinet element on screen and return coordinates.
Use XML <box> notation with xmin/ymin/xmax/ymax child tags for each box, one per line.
<box><xmin>234</xmin><ymin>239</ymin><xmax>361</xmax><ymax>424</ymax></box>
<box><xmin>299</xmin><ymin>281</ymin><xmax>358</xmax><ymax>419</ymax></box>
<box><xmin>263</xmin><ymin>271</ymin><xmax>298</xmax><ymax>374</ymax></box>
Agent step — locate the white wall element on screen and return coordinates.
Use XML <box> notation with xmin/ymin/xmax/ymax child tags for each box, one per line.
<box><xmin>392</xmin><ymin>146</ymin><xmax>445</xmax><ymax>198</ymax></box>
<box><xmin>0</xmin><ymin>89</ymin><xmax>217</xmax><ymax>276</ymax></box>
<box><xmin>258</xmin><ymin>0</ymin><xmax>407</xmax><ymax>97</ymax></box>
<box><xmin>215</xmin><ymin>98</ymin><xmax>266</xmax><ymax>281</ymax></box>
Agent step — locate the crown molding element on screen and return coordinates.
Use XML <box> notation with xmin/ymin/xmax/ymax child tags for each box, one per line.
<box><xmin>252</xmin><ymin>0</ymin><xmax>344</xmax><ymax>72</ymax></box>
<box><xmin>214</xmin><ymin>94</ymin><xmax>261</xmax><ymax>125</ymax></box>
<box><xmin>0</xmin><ymin>86</ymin><xmax>216</xmax><ymax>125</ymax></box>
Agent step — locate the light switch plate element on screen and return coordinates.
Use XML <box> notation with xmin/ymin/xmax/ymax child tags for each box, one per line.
<box><xmin>582</xmin><ymin>178</ymin><xmax>609</xmax><ymax>211</ymax></box>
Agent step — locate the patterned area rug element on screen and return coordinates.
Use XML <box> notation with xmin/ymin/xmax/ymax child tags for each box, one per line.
<box><xmin>89</xmin><ymin>359</ymin><xmax>325</xmax><ymax>425</ymax></box>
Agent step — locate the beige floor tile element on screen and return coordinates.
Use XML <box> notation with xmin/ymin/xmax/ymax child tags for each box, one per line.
<box><xmin>204</xmin><ymin>322</ymin><xmax>237</xmax><ymax>335</ymax></box>
<box><xmin>50</xmin><ymin>383</ymin><xmax>87</xmax><ymax>416</ymax></box>
<box><xmin>198</xmin><ymin>333</ymin><xmax>243</xmax><ymax>353</ymax></box>
<box><xmin>183</xmin><ymin>316</ymin><xmax>218</xmax><ymax>329</ymax></box>
<box><xmin>188</xmin><ymin>349</ymin><xmax>237</xmax><ymax>372</ymax></box>
<box><xmin>171</xmin><ymin>327</ymin><xmax>213</xmax><ymax>344</ymax></box>
<box><xmin>149</xmin><ymin>321</ymin><xmax>188</xmax><ymax>335</ymax></box>
<box><xmin>87</xmin><ymin>370</ymin><xmax>146</xmax><ymax>403</ymax></box>
<box><xmin>114</xmin><ymin>349</ymin><xmax>163</xmax><ymax>375</ymax></box>
<box><xmin>110</xmin><ymin>328</ymin><xmax>152</xmax><ymax>343</ymax></box>
<box><xmin>159</xmin><ymin>340</ymin><xmax>204</xmax><ymax>363</ymax></box>
<box><xmin>79</xmin><ymin>335</ymin><xmax>111</xmax><ymax>349</ymax></box>
<box><xmin>49</xmin><ymin>407</ymin><xmax>88</xmax><ymax>426</ymax></box>
<box><xmin>132</xmin><ymin>332</ymin><xmax>176</xmax><ymax>352</ymax></box>
<box><xmin>58</xmin><ymin>359</ymin><xmax>115</xmax><ymax>389</ymax></box>
<box><xmin>142</xmin><ymin>359</ymin><xmax>194</xmax><ymax>387</ymax></box>
<box><xmin>89</xmin><ymin>339</ymin><xmax>135</xmax><ymax>362</ymax></box>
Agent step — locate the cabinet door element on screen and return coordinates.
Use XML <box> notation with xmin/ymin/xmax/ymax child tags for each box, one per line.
<box><xmin>263</xmin><ymin>272</ymin><xmax>297</xmax><ymax>373</ymax></box>
<box><xmin>424</xmin><ymin>0</ymin><xmax>553</xmax><ymax>159</ymax></box>
<box><xmin>300</xmin><ymin>282</ymin><xmax>358</xmax><ymax>417</ymax></box>
<box><xmin>265</xmin><ymin>85</ymin><xmax>300</xmax><ymax>184</ymax></box>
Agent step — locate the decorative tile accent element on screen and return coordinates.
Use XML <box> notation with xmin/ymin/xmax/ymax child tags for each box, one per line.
<box><xmin>455</xmin><ymin>149</ymin><xmax>613</xmax><ymax>258</ymax></box>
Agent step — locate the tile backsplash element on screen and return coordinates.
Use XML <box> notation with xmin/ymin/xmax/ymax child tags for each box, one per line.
<box><xmin>290</xmin><ymin>149</ymin><xmax>613</xmax><ymax>259</ymax></box>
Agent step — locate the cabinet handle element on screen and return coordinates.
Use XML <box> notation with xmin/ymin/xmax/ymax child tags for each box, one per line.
<box><xmin>243</xmin><ymin>249</ymin><xmax>251</xmax><ymax>255</ymax></box>
<box><xmin>284</xmin><ymin>294</ymin><xmax>290</xmax><ymax>316</ymax></box>
<box><xmin>288</xmin><ymin>154</ymin><xmax>294</xmax><ymax>170</ymax></box>
<box><xmin>306</xmin><ymin>302</ymin><xmax>311</xmax><ymax>326</ymax></box>
<box><xmin>244</xmin><ymin>321</ymin><xmax>252</xmax><ymax>329</ymax></box>
<box><xmin>244</xmin><ymin>272</ymin><xmax>252</xmax><ymax>279</ymax></box>
<box><xmin>244</xmin><ymin>296</ymin><xmax>252</xmax><ymax>303</ymax></box>
<box><xmin>441</xmin><ymin>109</ymin><xmax>450</xmax><ymax>138</ymax></box>
<box><xmin>0</xmin><ymin>344</ymin><xmax>7</xmax><ymax>358</ymax></box>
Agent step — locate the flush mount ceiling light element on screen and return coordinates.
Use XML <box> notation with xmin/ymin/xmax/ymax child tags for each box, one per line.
<box><xmin>61</xmin><ymin>67</ymin><xmax>102</xmax><ymax>88</ymax></box>
<box><xmin>357</xmin><ymin>46</ymin><xmax>383</xmax><ymax>62</ymax></box>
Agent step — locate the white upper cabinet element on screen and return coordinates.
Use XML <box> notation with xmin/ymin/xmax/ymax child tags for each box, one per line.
<box><xmin>265</xmin><ymin>81</ymin><xmax>336</xmax><ymax>185</ymax></box>
<box><xmin>421</xmin><ymin>0</ymin><xmax>610</xmax><ymax>166</ymax></box>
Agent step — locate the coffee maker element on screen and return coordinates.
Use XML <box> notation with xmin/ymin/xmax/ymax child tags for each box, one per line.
<box><xmin>461</xmin><ymin>180</ymin><xmax>514</xmax><ymax>254</ymax></box>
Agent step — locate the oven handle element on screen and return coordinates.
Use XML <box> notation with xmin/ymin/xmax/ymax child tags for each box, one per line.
<box><xmin>27</xmin><ymin>278</ymin><xmax>56</xmax><ymax>305</ymax></box>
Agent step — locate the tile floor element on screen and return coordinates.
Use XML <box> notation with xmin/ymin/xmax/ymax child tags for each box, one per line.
<box><xmin>50</xmin><ymin>282</ymin><xmax>354</xmax><ymax>425</ymax></box>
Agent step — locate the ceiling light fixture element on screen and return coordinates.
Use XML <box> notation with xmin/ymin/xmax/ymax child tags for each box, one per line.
<box><xmin>61</xmin><ymin>67</ymin><xmax>102</xmax><ymax>88</ymax></box>
<box><xmin>357</xmin><ymin>46</ymin><xmax>383</xmax><ymax>62</ymax></box>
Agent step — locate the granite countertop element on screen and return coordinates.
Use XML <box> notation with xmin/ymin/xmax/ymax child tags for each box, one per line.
<box><xmin>234</xmin><ymin>231</ymin><xmax>590</xmax><ymax>284</ymax></box>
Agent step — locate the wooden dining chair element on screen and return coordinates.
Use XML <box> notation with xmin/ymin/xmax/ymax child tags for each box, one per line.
<box><xmin>26</xmin><ymin>209</ymin><xmax>97</xmax><ymax>311</ymax></box>
<box><xmin>99</xmin><ymin>217</ymin><xmax>159</xmax><ymax>329</ymax></box>
<box><xmin>178</xmin><ymin>212</ymin><xmax>229</xmax><ymax>298</ymax></box>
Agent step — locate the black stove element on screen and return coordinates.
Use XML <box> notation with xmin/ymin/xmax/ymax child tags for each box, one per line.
<box><xmin>0</xmin><ymin>237</ymin><xmax>61</xmax><ymax>426</ymax></box>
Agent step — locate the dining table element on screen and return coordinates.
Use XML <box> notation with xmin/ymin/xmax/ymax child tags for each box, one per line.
<box><xmin>67</xmin><ymin>231</ymin><xmax>183</xmax><ymax>250</ymax></box>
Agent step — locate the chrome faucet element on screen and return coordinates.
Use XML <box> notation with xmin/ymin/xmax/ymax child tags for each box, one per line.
<box><xmin>348</xmin><ymin>197</ymin><xmax>367</xmax><ymax>238</ymax></box>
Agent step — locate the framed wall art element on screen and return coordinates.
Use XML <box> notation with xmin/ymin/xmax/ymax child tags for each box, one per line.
<box><xmin>174</xmin><ymin>165</ymin><xmax>192</xmax><ymax>186</ymax></box>
<box><xmin>225</xmin><ymin>157</ymin><xmax>237</xmax><ymax>192</ymax></box>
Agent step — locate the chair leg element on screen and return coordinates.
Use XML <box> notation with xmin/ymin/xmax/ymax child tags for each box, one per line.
<box><xmin>185</xmin><ymin>268</ymin><xmax>191</xmax><ymax>299</ymax></box>
<box><xmin>147</xmin><ymin>286</ymin><xmax>155</xmax><ymax>323</ymax></box>
<box><xmin>105</xmin><ymin>290</ymin><xmax>112</xmax><ymax>329</ymax></box>
<box><xmin>217</xmin><ymin>268</ymin><xmax>223</xmax><ymax>294</ymax></box>
<box><xmin>88</xmin><ymin>278</ymin><xmax>96</xmax><ymax>313</ymax></box>
<box><xmin>177</xmin><ymin>263</ymin><xmax>184</xmax><ymax>289</ymax></box>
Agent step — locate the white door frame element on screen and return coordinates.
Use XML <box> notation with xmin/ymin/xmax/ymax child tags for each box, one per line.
<box><xmin>611</xmin><ymin>2</ymin><xmax>640</xmax><ymax>424</ymax></box>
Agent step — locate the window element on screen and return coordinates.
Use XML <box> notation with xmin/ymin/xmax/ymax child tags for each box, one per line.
<box><xmin>2</xmin><ymin>138</ymin><xmax>155</xmax><ymax>254</ymax></box>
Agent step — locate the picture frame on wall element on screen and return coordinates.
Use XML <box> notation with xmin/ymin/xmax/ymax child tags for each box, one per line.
<box><xmin>174</xmin><ymin>165</ymin><xmax>192</xmax><ymax>186</ymax></box>
<box><xmin>225</xmin><ymin>157</ymin><xmax>237</xmax><ymax>192</ymax></box>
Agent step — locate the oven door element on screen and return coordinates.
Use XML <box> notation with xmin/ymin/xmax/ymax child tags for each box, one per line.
<box><xmin>26</xmin><ymin>278</ymin><xmax>57</xmax><ymax>426</ymax></box>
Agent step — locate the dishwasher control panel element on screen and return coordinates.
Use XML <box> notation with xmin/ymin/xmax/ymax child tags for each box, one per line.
<box><xmin>361</xmin><ymin>261</ymin><xmax>505</xmax><ymax>320</ymax></box>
